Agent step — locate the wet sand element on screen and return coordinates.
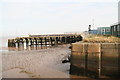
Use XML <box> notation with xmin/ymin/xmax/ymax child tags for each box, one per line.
<box><xmin>2</xmin><ymin>45</ymin><xmax>71</xmax><ymax>78</ymax></box>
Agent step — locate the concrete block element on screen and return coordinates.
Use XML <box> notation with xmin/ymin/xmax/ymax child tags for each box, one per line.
<box><xmin>101</xmin><ymin>49</ymin><xmax>119</xmax><ymax>57</ymax></box>
<box><xmin>71</xmin><ymin>52</ymin><xmax>85</xmax><ymax>65</ymax></box>
<box><xmin>72</xmin><ymin>43</ymin><xmax>84</xmax><ymax>52</ymax></box>
<box><xmin>101</xmin><ymin>43</ymin><xmax>119</xmax><ymax>57</ymax></box>
<box><xmin>87</xmin><ymin>43</ymin><xmax>100</xmax><ymax>53</ymax></box>
<box><xmin>101</xmin><ymin>43</ymin><xmax>120</xmax><ymax>49</ymax></box>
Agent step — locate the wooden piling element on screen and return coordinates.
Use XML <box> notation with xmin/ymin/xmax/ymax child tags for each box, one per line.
<box><xmin>8</xmin><ymin>34</ymin><xmax>83</xmax><ymax>47</ymax></box>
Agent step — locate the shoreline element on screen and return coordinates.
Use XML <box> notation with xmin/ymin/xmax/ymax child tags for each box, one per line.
<box><xmin>2</xmin><ymin>44</ymin><xmax>71</xmax><ymax>78</ymax></box>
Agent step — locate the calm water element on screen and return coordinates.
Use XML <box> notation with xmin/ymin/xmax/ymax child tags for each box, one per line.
<box><xmin>0</xmin><ymin>37</ymin><xmax>9</xmax><ymax>52</ymax></box>
<box><xmin>0</xmin><ymin>36</ymin><xmax>53</xmax><ymax>52</ymax></box>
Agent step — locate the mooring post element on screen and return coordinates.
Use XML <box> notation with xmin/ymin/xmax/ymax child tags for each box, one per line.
<box><xmin>78</xmin><ymin>35</ymin><xmax>82</xmax><ymax>41</ymax></box>
<box><xmin>60</xmin><ymin>37</ymin><xmax>62</xmax><ymax>44</ymax></box>
<box><xmin>14</xmin><ymin>39</ymin><xmax>18</xmax><ymax>48</ymax></box>
<box><xmin>74</xmin><ymin>36</ymin><xmax>76</xmax><ymax>42</ymax></box>
<box><xmin>77</xmin><ymin>35</ymin><xmax>79</xmax><ymax>41</ymax></box>
<box><xmin>29</xmin><ymin>38</ymin><xmax>32</xmax><ymax>46</ymax></box>
<box><xmin>24</xmin><ymin>38</ymin><xmax>29</xmax><ymax>46</ymax></box>
<box><xmin>50</xmin><ymin>37</ymin><xmax>53</xmax><ymax>46</ymax></box>
<box><xmin>51</xmin><ymin>37</ymin><xmax>54</xmax><ymax>46</ymax></box>
<box><xmin>13</xmin><ymin>39</ymin><xmax>16</xmax><ymax>47</ymax></box>
<box><xmin>40</xmin><ymin>38</ymin><xmax>43</xmax><ymax>47</ymax></box>
<box><xmin>37</xmin><ymin>38</ymin><xmax>40</xmax><ymax>45</ymax></box>
<box><xmin>65</xmin><ymin>36</ymin><xmax>67</xmax><ymax>44</ymax></box>
<box><xmin>67</xmin><ymin>36</ymin><xmax>70</xmax><ymax>43</ymax></box>
<box><xmin>31</xmin><ymin>38</ymin><xmax>34</xmax><ymax>46</ymax></box>
<box><xmin>44</xmin><ymin>37</ymin><xmax>47</xmax><ymax>46</ymax></box>
<box><xmin>71</xmin><ymin>36</ymin><xmax>74</xmax><ymax>43</ymax></box>
<box><xmin>36</xmin><ymin>38</ymin><xmax>38</xmax><ymax>45</ymax></box>
<box><xmin>26</xmin><ymin>38</ymin><xmax>29</xmax><ymax>46</ymax></box>
<box><xmin>20</xmin><ymin>38</ymin><xmax>24</xmax><ymax>44</ymax></box>
<box><xmin>34</xmin><ymin>38</ymin><xmax>37</xmax><ymax>45</ymax></box>
<box><xmin>55</xmin><ymin>37</ymin><xmax>58</xmax><ymax>45</ymax></box>
<box><xmin>71</xmin><ymin>36</ymin><xmax>73</xmax><ymax>43</ymax></box>
<box><xmin>65</xmin><ymin>36</ymin><xmax>68</xmax><ymax>44</ymax></box>
<box><xmin>10</xmin><ymin>40</ymin><xmax>12</xmax><ymax>47</ymax></box>
<box><xmin>47</xmin><ymin>37</ymin><xmax>49</xmax><ymax>46</ymax></box>
<box><xmin>62</xmin><ymin>37</ymin><xmax>65</xmax><ymax>43</ymax></box>
<box><xmin>58</xmin><ymin>37</ymin><xmax>60</xmax><ymax>44</ymax></box>
<box><xmin>69</xmin><ymin>36</ymin><xmax>71</xmax><ymax>43</ymax></box>
<box><xmin>8</xmin><ymin>39</ymin><xmax>11</xmax><ymax>47</ymax></box>
<box><xmin>73</xmin><ymin>36</ymin><xmax>75</xmax><ymax>43</ymax></box>
<box><xmin>16</xmin><ymin>39</ymin><xmax>20</xmax><ymax>47</ymax></box>
<box><xmin>11</xmin><ymin>39</ymin><xmax>13</xmax><ymax>47</ymax></box>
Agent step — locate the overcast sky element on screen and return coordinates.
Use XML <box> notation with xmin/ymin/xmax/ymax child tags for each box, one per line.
<box><xmin>0</xmin><ymin>0</ymin><xmax>119</xmax><ymax>37</ymax></box>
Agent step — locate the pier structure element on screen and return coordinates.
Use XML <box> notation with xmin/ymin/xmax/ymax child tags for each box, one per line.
<box><xmin>8</xmin><ymin>34</ymin><xmax>83</xmax><ymax>47</ymax></box>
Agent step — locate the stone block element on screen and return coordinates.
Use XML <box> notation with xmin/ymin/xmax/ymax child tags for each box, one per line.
<box><xmin>72</xmin><ymin>43</ymin><xmax>84</xmax><ymax>52</ymax></box>
<box><xmin>87</xmin><ymin>43</ymin><xmax>100</xmax><ymax>53</ymax></box>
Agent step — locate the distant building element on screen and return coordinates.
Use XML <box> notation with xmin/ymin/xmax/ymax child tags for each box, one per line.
<box><xmin>83</xmin><ymin>30</ymin><xmax>98</xmax><ymax>35</ymax></box>
<box><xmin>89</xmin><ymin>30</ymin><xmax>98</xmax><ymax>34</ymax></box>
<box><xmin>97</xmin><ymin>27</ymin><xmax>111</xmax><ymax>35</ymax></box>
<box><xmin>83</xmin><ymin>27</ymin><xmax>111</xmax><ymax>35</ymax></box>
<box><xmin>110</xmin><ymin>2</ymin><xmax>120</xmax><ymax>37</ymax></box>
<box><xmin>110</xmin><ymin>22</ymin><xmax>120</xmax><ymax>37</ymax></box>
<box><xmin>109</xmin><ymin>2</ymin><xmax>120</xmax><ymax>37</ymax></box>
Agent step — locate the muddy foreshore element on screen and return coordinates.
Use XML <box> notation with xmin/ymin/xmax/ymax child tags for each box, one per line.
<box><xmin>2</xmin><ymin>45</ymin><xmax>71</xmax><ymax>78</ymax></box>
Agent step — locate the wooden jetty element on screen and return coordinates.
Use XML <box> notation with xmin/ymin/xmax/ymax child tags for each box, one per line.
<box><xmin>8</xmin><ymin>34</ymin><xmax>83</xmax><ymax>47</ymax></box>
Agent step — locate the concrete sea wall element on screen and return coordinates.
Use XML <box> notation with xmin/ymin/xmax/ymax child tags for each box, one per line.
<box><xmin>70</xmin><ymin>43</ymin><xmax>120</xmax><ymax>79</ymax></box>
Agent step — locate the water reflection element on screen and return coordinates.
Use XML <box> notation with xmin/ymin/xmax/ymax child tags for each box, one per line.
<box><xmin>8</xmin><ymin>42</ymin><xmax>52</xmax><ymax>51</ymax></box>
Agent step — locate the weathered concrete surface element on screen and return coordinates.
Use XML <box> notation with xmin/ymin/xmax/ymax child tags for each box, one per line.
<box><xmin>72</xmin><ymin>43</ymin><xmax>100</xmax><ymax>53</ymax></box>
<box><xmin>87</xmin><ymin>44</ymin><xmax>100</xmax><ymax>53</ymax></box>
<box><xmin>72</xmin><ymin>42</ymin><xmax>84</xmax><ymax>52</ymax></box>
<box><xmin>71</xmin><ymin>43</ymin><xmax>120</xmax><ymax>79</ymax></box>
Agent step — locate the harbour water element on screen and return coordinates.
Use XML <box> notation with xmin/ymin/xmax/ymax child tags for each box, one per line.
<box><xmin>0</xmin><ymin>36</ymin><xmax>52</xmax><ymax>52</ymax></box>
<box><xmin>0</xmin><ymin>37</ymin><xmax>9</xmax><ymax>52</ymax></box>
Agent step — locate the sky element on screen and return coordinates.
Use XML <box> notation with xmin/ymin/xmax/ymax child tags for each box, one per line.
<box><xmin>0</xmin><ymin>0</ymin><xmax>119</xmax><ymax>37</ymax></box>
